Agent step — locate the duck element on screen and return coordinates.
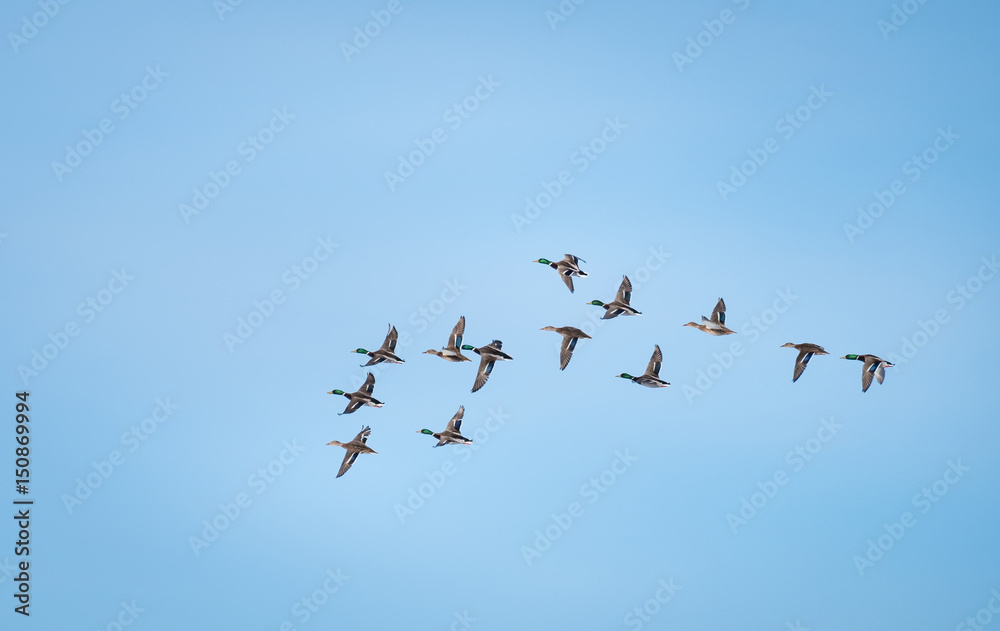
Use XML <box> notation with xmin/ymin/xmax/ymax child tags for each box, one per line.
<box><xmin>469</xmin><ymin>340</ymin><xmax>513</xmax><ymax>393</ymax></box>
<box><xmin>327</xmin><ymin>372</ymin><xmax>384</xmax><ymax>415</ymax></box>
<box><xmin>540</xmin><ymin>326</ymin><xmax>591</xmax><ymax>370</ymax></box>
<box><xmin>422</xmin><ymin>316</ymin><xmax>472</xmax><ymax>362</ymax></box>
<box><xmin>588</xmin><ymin>275</ymin><xmax>641</xmax><ymax>319</ymax></box>
<box><xmin>841</xmin><ymin>354</ymin><xmax>894</xmax><ymax>392</ymax></box>
<box><xmin>351</xmin><ymin>324</ymin><xmax>404</xmax><ymax>366</ymax></box>
<box><xmin>326</xmin><ymin>426</ymin><xmax>377</xmax><ymax>478</ymax></box>
<box><xmin>417</xmin><ymin>405</ymin><xmax>473</xmax><ymax>447</ymax></box>
<box><xmin>616</xmin><ymin>344</ymin><xmax>670</xmax><ymax>387</ymax></box>
<box><xmin>684</xmin><ymin>298</ymin><xmax>736</xmax><ymax>335</ymax></box>
<box><xmin>780</xmin><ymin>342</ymin><xmax>829</xmax><ymax>382</ymax></box>
<box><xmin>534</xmin><ymin>254</ymin><xmax>588</xmax><ymax>293</ymax></box>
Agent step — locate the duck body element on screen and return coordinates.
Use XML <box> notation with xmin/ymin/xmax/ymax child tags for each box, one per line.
<box><xmin>589</xmin><ymin>275</ymin><xmax>641</xmax><ymax>319</ymax></box>
<box><xmin>423</xmin><ymin>316</ymin><xmax>471</xmax><ymax>362</ymax></box>
<box><xmin>535</xmin><ymin>254</ymin><xmax>588</xmax><ymax>293</ymax></box>
<box><xmin>684</xmin><ymin>298</ymin><xmax>736</xmax><ymax>335</ymax></box>
<box><xmin>326</xmin><ymin>426</ymin><xmax>377</xmax><ymax>478</ymax></box>
<box><xmin>617</xmin><ymin>344</ymin><xmax>670</xmax><ymax>388</ymax></box>
<box><xmin>352</xmin><ymin>324</ymin><xmax>405</xmax><ymax>366</ymax></box>
<box><xmin>418</xmin><ymin>405</ymin><xmax>473</xmax><ymax>447</ymax></box>
<box><xmin>328</xmin><ymin>372</ymin><xmax>384</xmax><ymax>415</ymax></box>
<box><xmin>841</xmin><ymin>354</ymin><xmax>894</xmax><ymax>392</ymax></box>
<box><xmin>470</xmin><ymin>340</ymin><xmax>513</xmax><ymax>393</ymax></box>
<box><xmin>780</xmin><ymin>342</ymin><xmax>829</xmax><ymax>382</ymax></box>
<box><xmin>540</xmin><ymin>326</ymin><xmax>592</xmax><ymax>370</ymax></box>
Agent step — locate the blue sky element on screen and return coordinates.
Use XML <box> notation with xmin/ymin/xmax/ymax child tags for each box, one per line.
<box><xmin>3</xmin><ymin>0</ymin><xmax>999</xmax><ymax>629</ymax></box>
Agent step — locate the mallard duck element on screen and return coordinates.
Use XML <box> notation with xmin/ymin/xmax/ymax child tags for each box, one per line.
<box><xmin>616</xmin><ymin>344</ymin><xmax>670</xmax><ymax>387</ymax></box>
<box><xmin>422</xmin><ymin>316</ymin><xmax>471</xmax><ymax>362</ymax></box>
<box><xmin>417</xmin><ymin>405</ymin><xmax>473</xmax><ymax>447</ymax></box>
<box><xmin>327</xmin><ymin>372</ymin><xmax>384</xmax><ymax>415</ymax></box>
<box><xmin>351</xmin><ymin>324</ymin><xmax>404</xmax><ymax>366</ymax></box>
<box><xmin>326</xmin><ymin>426</ymin><xmax>377</xmax><ymax>478</ymax></box>
<box><xmin>683</xmin><ymin>298</ymin><xmax>736</xmax><ymax>335</ymax></box>
<box><xmin>588</xmin><ymin>275</ymin><xmax>641</xmax><ymax>319</ymax></box>
<box><xmin>780</xmin><ymin>342</ymin><xmax>829</xmax><ymax>382</ymax></box>
<box><xmin>469</xmin><ymin>340</ymin><xmax>513</xmax><ymax>393</ymax></box>
<box><xmin>841</xmin><ymin>354</ymin><xmax>894</xmax><ymax>392</ymax></box>
<box><xmin>534</xmin><ymin>254</ymin><xmax>588</xmax><ymax>293</ymax></box>
<box><xmin>540</xmin><ymin>326</ymin><xmax>591</xmax><ymax>370</ymax></box>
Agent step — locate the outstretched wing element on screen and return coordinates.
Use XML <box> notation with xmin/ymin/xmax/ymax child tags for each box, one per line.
<box><xmin>380</xmin><ymin>325</ymin><xmax>398</xmax><ymax>352</ymax></box>
<box><xmin>337</xmin><ymin>451</ymin><xmax>359</xmax><ymax>478</ymax></box>
<box><xmin>446</xmin><ymin>406</ymin><xmax>465</xmax><ymax>433</ymax></box>
<box><xmin>615</xmin><ymin>276</ymin><xmax>633</xmax><ymax>304</ymax></box>
<box><xmin>559</xmin><ymin>270</ymin><xmax>575</xmax><ymax>293</ymax></box>
<box><xmin>562</xmin><ymin>254</ymin><xmax>586</xmax><ymax>266</ymax></box>
<box><xmin>355</xmin><ymin>425</ymin><xmax>372</xmax><ymax>444</ymax></box>
<box><xmin>711</xmin><ymin>298</ymin><xmax>727</xmax><ymax>326</ymax></box>
<box><xmin>559</xmin><ymin>336</ymin><xmax>579</xmax><ymax>370</ymax></box>
<box><xmin>472</xmin><ymin>356</ymin><xmax>495</xmax><ymax>393</ymax></box>
<box><xmin>341</xmin><ymin>398</ymin><xmax>364</xmax><ymax>415</ymax></box>
<box><xmin>861</xmin><ymin>360</ymin><xmax>876</xmax><ymax>393</ymax></box>
<box><xmin>792</xmin><ymin>350</ymin><xmax>814</xmax><ymax>383</ymax></box>
<box><xmin>645</xmin><ymin>345</ymin><xmax>663</xmax><ymax>378</ymax></box>
<box><xmin>448</xmin><ymin>316</ymin><xmax>466</xmax><ymax>349</ymax></box>
<box><xmin>360</xmin><ymin>372</ymin><xmax>375</xmax><ymax>395</ymax></box>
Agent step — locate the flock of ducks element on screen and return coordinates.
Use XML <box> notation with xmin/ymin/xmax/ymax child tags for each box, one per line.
<box><xmin>323</xmin><ymin>254</ymin><xmax>895</xmax><ymax>477</ymax></box>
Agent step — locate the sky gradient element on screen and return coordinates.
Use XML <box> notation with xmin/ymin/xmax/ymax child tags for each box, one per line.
<box><xmin>3</xmin><ymin>1</ymin><xmax>999</xmax><ymax>629</ymax></box>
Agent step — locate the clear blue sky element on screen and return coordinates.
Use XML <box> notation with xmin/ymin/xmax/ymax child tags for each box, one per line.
<box><xmin>3</xmin><ymin>1</ymin><xmax>999</xmax><ymax>629</ymax></box>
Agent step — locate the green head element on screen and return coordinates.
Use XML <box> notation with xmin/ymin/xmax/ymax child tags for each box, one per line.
<box><xmin>351</xmin><ymin>348</ymin><xmax>370</xmax><ymax>355</ymax></box>
<box><xmin>534</xmin><ymin>258</ymin><xmax>552</xmax><ymax>265</ymax></box>
<box><xmin>417</xmin><ymin>429</ymin><xmax>434</xmax><ymax>435</ymax></box>
<box><xmin>841</xmin><ymin>354</ymin><xmax>860</xmax><ymax>361</ymax></box>
<box><xmin>327</xmin><ymin>389</ymin><xmax>346</xmax><ymax>395</ymax></box>
<box><xmin>461</xmin><ymin>344</ymin><xmax>475</xmax><ymax>350</ymax></box>
<box><xmin>616</xmin><ymin>373</ymin><xmax>634</xmax><ymax>380</ymax></box>
<box><xmin>587</xmin><ymin>300</ymin><xmax>605</xmax><ymax>306</ymax></box>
